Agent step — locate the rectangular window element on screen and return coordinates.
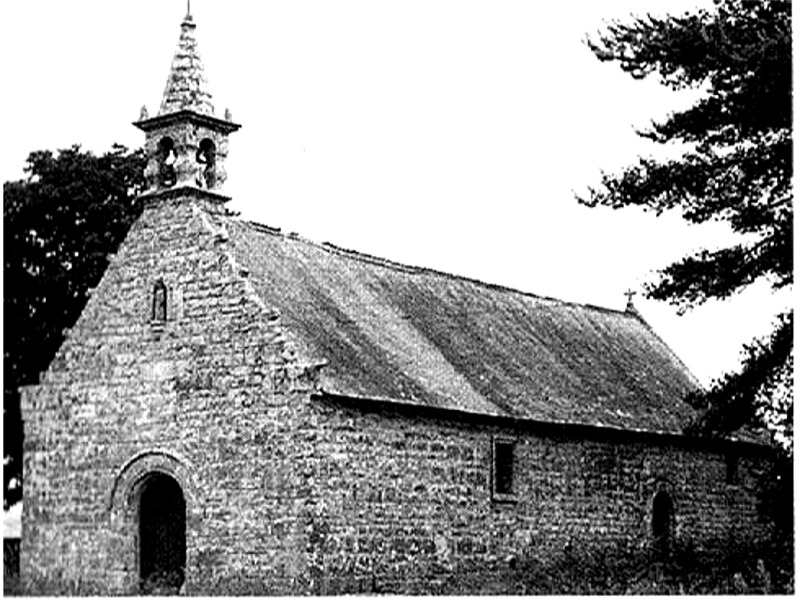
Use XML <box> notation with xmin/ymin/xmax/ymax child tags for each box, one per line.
<box><xmin>493</xmin><ymin>438</ymin><xmax>515</xmax><ymax>500</ymax></box>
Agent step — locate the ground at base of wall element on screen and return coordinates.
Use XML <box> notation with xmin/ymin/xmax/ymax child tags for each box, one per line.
<box><xmin>4</xmin><ymin>576</ymin><xmax>20</xmax><ymax>597</ymax></box>
<box><xmin>9</xmin><ymin>541</ymin><xmax>794</xmax><ymax>596</ymax></box>
<box><xmin>514</xmin><ymin>538</ymin><xmax>794</xmax><ymax>595</ymax></box>
<box><xmin>3</xmin><ymin>538</ymin><xmax>20</xmax><ymax>596</ymax></box>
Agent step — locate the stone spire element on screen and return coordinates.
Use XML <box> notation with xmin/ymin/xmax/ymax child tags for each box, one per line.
<box><xmin>135</xmin><ymin>7</ymin><xmax>240</xmax><ymax>200</ymax></box>
<box><xmin>158</xmin><ymin>7</ymin><xmax>215</xmax><ymax>116</ymax></box>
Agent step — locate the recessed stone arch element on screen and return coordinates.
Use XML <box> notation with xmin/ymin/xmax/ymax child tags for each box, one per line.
<box><xmin>107</xmin><ymin>450</ymin><xmax>200</xmax><ymax>594</ymax></box>
<box><xmin>108</xmin><ymin>449</ymin><xmax>198</xmax><ymax>515</ymax></box>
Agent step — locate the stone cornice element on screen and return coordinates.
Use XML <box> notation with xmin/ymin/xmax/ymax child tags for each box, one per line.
<box><xmin>138</xmin><ymin>185</ymin><xmax>232</xmax><ymax>206</ymax></box>
<box><xmin>133</xmin><ymin>110</ymin><xmax>240</xmax><ymax>134</ymax></box>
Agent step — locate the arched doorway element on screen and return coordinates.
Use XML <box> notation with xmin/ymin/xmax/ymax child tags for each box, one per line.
<box><xmin>652</xmin><ymin>490</ymin><xmax>673</xmax><ymax>555</ymax></box>
<box><xmin>138</xmin><ymin>472</ymin><xmax>186</xmax><ymax>594</ymax></box>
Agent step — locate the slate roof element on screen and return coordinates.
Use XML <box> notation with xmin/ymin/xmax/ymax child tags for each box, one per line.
<box><xmin>222</xmin><ymin>218</ymin><xmax>701</xmax><ymax>436</ymax></box>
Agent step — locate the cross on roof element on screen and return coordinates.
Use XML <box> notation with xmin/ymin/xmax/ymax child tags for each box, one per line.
<box><xmin>624</xmin><ymin>289</ymin><xmax>639</xmax><ymax>313</ymax></box>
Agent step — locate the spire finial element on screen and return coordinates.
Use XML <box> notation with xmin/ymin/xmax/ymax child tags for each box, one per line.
<box><xmin>182</xmin><ymin>0</ymin><xmax>194</xmax><ymax>24</ymax></box>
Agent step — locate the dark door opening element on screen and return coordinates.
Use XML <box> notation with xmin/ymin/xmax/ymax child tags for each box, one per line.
<box><xmin>139</xmin><ymin>472</ymin><xmax>186</xmax><ymax>593</ymax></box>
<box><xmin>652</xmin><ymin>491</ymin><xmax>673</xmax><ymax>556</ymax></box>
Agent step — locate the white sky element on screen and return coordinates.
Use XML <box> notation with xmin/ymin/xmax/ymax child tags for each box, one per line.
<box><xmin>0</xmin><ymin>0</ymin><xmax>791</xmax><ymax>386</ymax></box>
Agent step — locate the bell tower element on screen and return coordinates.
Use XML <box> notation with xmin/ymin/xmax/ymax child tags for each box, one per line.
<box><xmin>134</xmin><ymin>6</ymin><xmax>240</xmax><ymax>201</ymax></box>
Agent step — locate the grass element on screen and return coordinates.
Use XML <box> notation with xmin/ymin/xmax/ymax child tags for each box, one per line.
<box><xmin>513</xmin><ymin>537</ymin><xmax>794</xmax><ymax>595</ymax></box>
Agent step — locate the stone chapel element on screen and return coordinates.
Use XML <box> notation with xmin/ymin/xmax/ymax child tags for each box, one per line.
<box><xmin>20</xmin><ymin>8</ymin><xmax>775</xmax><ymax>595</ymax></box>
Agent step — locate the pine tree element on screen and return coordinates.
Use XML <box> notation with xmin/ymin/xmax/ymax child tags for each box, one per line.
<box><xmin>582</xmin><ymin>0</ymin><xmax>792</xmax><ymax>445</ymax></box>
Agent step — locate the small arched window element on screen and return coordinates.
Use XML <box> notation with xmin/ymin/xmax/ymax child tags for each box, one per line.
<box><xmin>195</xmin><ymin>138</ymin><xmax>216</xmax><ymax>189</ymax></box>
<box><xmin>726</xmin><ymin>453</ymin><xmax>739</xmax><ymax>484</ymax></box>
<box><xmin>652</xmin><ymin>490</ymin><xmax>673</xmax><ymax>554</ymax></box>
<box><xmin>158</xmin><ymin>137</ymin><xmax>177</xmax><ymax>188</ymax></box>
<box><xmin>152</xmin><ymin>280</ymin><xmax>167</xmax><ymax>322</ymax></box>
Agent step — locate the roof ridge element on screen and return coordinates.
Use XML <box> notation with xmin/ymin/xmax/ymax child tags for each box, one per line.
<box><xmin>238</xmin><ymin>217</ymin><xmax>636</xmax><ymax>319</ymax></box>
<box><xmin>247</xmin><ymin>220</ymin><xmax>282</xmax><ymax>235</ymax></box>
<box><xmin>320</xmin><ymin>240</ymin><xmax>422</xmax><ymax>274</ymax></box>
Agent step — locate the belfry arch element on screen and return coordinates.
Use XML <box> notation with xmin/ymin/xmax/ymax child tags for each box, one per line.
<box><xmin>157</xmin><ymin>137</ymin><xmax>177</xmax><ymax>188</ymax></box>
<box><xmin>196</xmin><ymin>137</ymin><xmax>217</xmax><ymax>189</ymax></box>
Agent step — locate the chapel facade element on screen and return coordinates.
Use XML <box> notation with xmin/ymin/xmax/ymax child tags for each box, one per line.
<box><xmin>20</xmin><ymin>9</ymin><xmax>774</xmax><ymax>595</ymax></box>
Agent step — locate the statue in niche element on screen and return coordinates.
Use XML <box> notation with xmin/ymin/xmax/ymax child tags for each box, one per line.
<box><xmin>152</xmin><ymin>280</ymin><xmax>167</xmax><ymax>322</ymax></box>
<box><xmin>195</xmin><ymin>138</ymin><xmax>217</xmax><ymax>189</ymax></box>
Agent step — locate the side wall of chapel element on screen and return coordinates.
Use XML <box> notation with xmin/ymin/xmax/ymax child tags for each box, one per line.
<box><xmin>301</xmin><ymin>397</ymin><xmax>773</xmax><ymax>594</ymax></box>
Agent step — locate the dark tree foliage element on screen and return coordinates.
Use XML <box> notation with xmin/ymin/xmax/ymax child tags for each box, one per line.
<box><xmin>688</xmin><ymin>312</ymin><xmax>792</xmax><ymax>438</ymax></box>
<box><xmin>582</xmin><ymin>0</ymin><xmax>792</xmax><ymax>443</ymax></box>
<box><xmin>3</xmin><ymin>145</ymin><xmax>145</xmax><ymax>507</ymax></box>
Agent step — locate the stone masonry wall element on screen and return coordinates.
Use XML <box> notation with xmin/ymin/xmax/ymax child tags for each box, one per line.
<box><xmin>21</xmin><ymin>195</ymin><xmax>320</xmax><ymax>595</ymax></box>
<box><xmin>302</xmin><ymin>397</ymin><xmax>772</xmax><ymax>594</ymax></box>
